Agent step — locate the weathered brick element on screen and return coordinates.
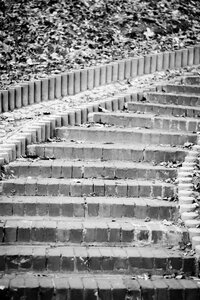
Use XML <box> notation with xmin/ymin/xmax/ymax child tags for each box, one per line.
<box><xmin>47</xmin><ymin>248</ymin><xmax>61</xmax><ymax>271</ymax></box>
<box><xmin>60</xmin><ymin>247</ymin><xmax>74</xmax><ymax>271</ymax></box>
<box><xmin>18</xmin><ymin>221</ymin><xmax>32</xmax><ymax>242</ymax></box>
<box><xmin>82</xmin><ymin>277</ymin><xmax>98</xmax><ymax>300</ymax></box>
<box><xmin>116</xmin><ymin>182</ymin><xmax>127</xmax><ymax>197</ymax></box>
<box><xmin>99</xmin><ymin>201</ymin><xmax>111</xmax><ymax>217</ymax></box>
<box><xmin>182</xmin><ymin>256</ymin><xmax>196</xmax><ymax>275</ymax></box>
<box><xmin>0</xmin><ymin>201</ymin><xmax>12</xmax><ymax>216</ymax></box>
<box><xmin>152</xmin><ymin>279</ymin><xmax>168</xmax><ymax>300</ymax></box>
<box><xmin>18</xmin><ymin>247</ymin><xmax>32</xmax><ymax>270</ymax></box>
<box><xmin>123</xmin><ymin>278</ymin><xmax>141</xmax><ymax>300</ymax></box>
<box><xmin>152</xmin><ymin>248</ymin><xmax>168</xmax><ymax>271</ymax></box>
<box><xmin>36</xmin><ymin>179</ymin><xmax>48</xmax><ymax>196</ymax></box>
<box><xmin>6</xmin><ymin>247</ymin><xmax>19</xmax><ymax>270</ymax></box>
<box><xmin>31</xmin><ymin>221</ymin><xmax>45</xmax><ymax>242</ymax></box>
<box><xmin>87</xmin><ymin>199</ymin><xmax>99</xmax><ymax>217</ymax></box>
<box><xmin>164</xmin><ymin>278</ymin><xmax>184</xmax><ymax>300</ymax></box>
<box><xmin>39</xmin><ymin>277</ymin><xmax>54</xmax><ymax>300</ymax></box>
<box><xmin>138</xmin><ymin>248</ymin><xmax>154</xmax><ymax>270</ymax></box>
<box><xmin>81</xmin><ymin>180</ymin><xmax>94</xmax><ymax>196</ymax></box>
<box><xmin>43</xmin><ymin>220</ymin><xmax>57</xmax><ymax>242</ymax></box>
<box><xmin>97</xmin><ymin>278</ymin><xmax>112</xmax><ymax>300</ymax></box>
<box><xmin>125</xmin><ymin>247</ymin><xmax>141</xmax><ymax>271</ymax></box>
<box><xmin>24</xmin><ymin>276</ymin><xmax>39</xmax><ymax>300</ymax></box>
<box><xmin>37</xmin><ymin>199</ymin><xmax>48</xmax><ymax>216</ymax></box>
<box><xmin>47</xmin><ymin>178</ymin><xmax>59</xmax><ymax>196</ymax></box>
<box><xmin>4</xmin><ymin>220</ymin><xmax>17</xmax><ymax>242</ymax></box>
<box><xmin>87</xmin><ymin>247</ymin><xmax>101</xmax><ymax>270</ymax></box>
<box><xmin>69</xmin><ymin>224</ymin><xmax>83</xmax><ymax>243</ymax></box>
<box><xmin>99</xmin><ymin>247</ymin><xmax>114</xmax><ymax>271</ymax></box>
<box><xmin>96</xmin><ymin>223</ymin><xmax>108</xmax><ymax>243</ymax></box>
<box><xmin>127</xmin><ymin>183</ymin><xmax>138</xmax><ymax>197</ymax></box>
<box><xmin>70</xmin><ymin>181</ymin><xmax>82</xmax><ymax>196</ymax></box>
<box><xmin>68</xmin><ymin>277</ymin><xmax>84</xmax><ymax>300</ymax></box>
<box><xmin>112</xmin><ymin>248</ymin><xmax>128</xmax><ymax>271</ymax></box>
<box><xmin>54</xmin><ymin>277</ymin><xmax>69</xmax><ymax>300</ymax></box>
<box><xmin>74</xmin><ymin>247</ymin><xmax>88</xmax><ymax>271</ymax></box>
<box><xmin>108</xmin><ymin>222</ymin><xmax>121</xmax><ymax>243</ymax></box>
<box><xmin>24</xmin><ymin>201</ymin><xmax>37</xmax><ymax>216</ymax></box>
<box><xmin>93</xmin><ymin>180</ymin><xmax>105</xmax><ymax>196</ymax></box>
<box><xmin>138</xmin><ymin>279</ymin><xmax>155</xmax><ymax>300</ymax></box>
<box><xmin>61</xmin><ymin>164</ymin><xmax>72</xmax><ymax>178</ymax></box>
<box><xmin>10</xmin><ymin>276</ymin><xmax>25</xmax><ymax>299</ymax></box>
<box><xmin>25</xmin><ymin>179</ymin><xmax>37</xmax><ymax>196</ymax></box>
<box><xmin>84</xmin><ymin>222</ymin><xmax>96</xmax><ymax>243</ymax></box>
<box><xmin>32</xmin><ymin>247</ymin><xmax>46</xmax><ymax>271</ymax></box>
<box><xmin>179</xmin><ymin>279</ymin><xmax>200</xmax><ymax>300</ymax></box>
<box><xmin>121</xmin><ymin>223</ymin><xmax>134</xmax><ymax>243</ymax></box>
<box><xmin>136</xmin><ymin>225</ymin><xmax>150</xmax><ymax>242</ymax></box>
<box><xmin>59</xmin><ymin>180</ymin><xmax>71</xmax><ymax>196</ymax></box>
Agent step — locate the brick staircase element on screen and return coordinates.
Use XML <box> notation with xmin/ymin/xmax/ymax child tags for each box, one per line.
<box><xmin>0</xmin><ymin>76</ymin><xmax>200</xmax><ymax>299</ymax></box>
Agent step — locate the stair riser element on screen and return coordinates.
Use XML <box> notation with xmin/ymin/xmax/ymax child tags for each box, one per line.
<box><xmin>0</xmin><ymin>276</ymin><xmax>199</xmax><ymax>300</ymax></box>
<box><xmin>163</xmin><ymin>85</ymin><xmax>200</xmax><ymax>95</ymax></box>
<box><xmin>0</xmin><ymin>224</ymin><xmax>189</xmax><ymax>246</ymax></box>
<box><xmin>27</xmin><ymin>145</ymin><xmax>188</xmax><ymax>163</ymax></box>
<box><xmin>0</xmin><ymin>201</ymin><xmax>177</xmax><ymax>220</ymax></box>
<box><xmin>2</xmin><ymin>181</ymin><xmax>177</xmax><ymax>199</ymax></box>
<box><xmin>56</xmin><ymin>128</ymin><xmax>197</xmax><ymax>146</ymax></box>
<box><xmin>183</xmin><ymin>77</ymin><xmax>200</xmax><ymax>85</ymax></box>
<box><xmin>9</xmin><ymin>164</ymin><xmax>177</xmax><ymax>181</ymax></box>
<box><xmin>128</xmin><ymin>102</ymin><xmax>200</xmax><ymax>118</ymax></box>
<box><xmin>90</xmin><ymin>113</ymin><xmax>200</xmax><ymax>132</ymax></box>
<box><xmin>146</xmin><ymin>93</ymin><xmax>200</xmax><ymax>107</ymax></box>
<box><xmin>0</xmin><ymin>252</ymin><xmax>194</xmax><ymax>276</ymax></box>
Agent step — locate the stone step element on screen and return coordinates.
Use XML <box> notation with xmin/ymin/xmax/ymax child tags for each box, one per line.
<box><xmin>0</xmin><ymin>217</ymin><xmax>189</xmax><ymax>246</ymax></box>
<box><xmin>0</xmin><ymin>273</ymin><xmax>199</xmax><ymax>300</ymax></box>
<box><xmin>146</xmin><ymin>92</ymin><xmax>200</xmax><ymax>107</ymax></box>
<box><xmin>163</xmin><ymin>84</ymin><xmax>200</xmax><ymax>95</ymax></box>
<box><xmin>88</xmin><ymin>111</ymin><xmax>200</xmax><ymax>132</ymax></box>
<box><xmin>0</xmin><ymin>245</ymin><xmax>195</xmax><ymax>276</ymax></box>
<box><xmin>127</xmin><ymin>101</ymin><xmax>200</xmax><ymax>118</ymax></box>
<box><xmin>2</xmin><ymin>178</ymin><xmax>177</xmax><ymax>198</ymax></box>
<box><xmin>56</xmin><ymin>126</ymin><xmax>197</xmax><ymax>146</ymax></box>
<box><xmin>27</xmin><ymin>142</ymin><xmax>188</xmax><ymax>163</ymax></box>
<box><xmin>182</xmin><ymin>76</ymin><xmax>200</xmax><ymax>85</ymax></box>
<box><xmin>0</xmin><ymin>196</ymin><xmax>177</xmax><ymax>220</ymax></box>
<box><xmin>7</xmin><ymin>160</ymin><xmax>177</xmax><ymax>181</ymax></box>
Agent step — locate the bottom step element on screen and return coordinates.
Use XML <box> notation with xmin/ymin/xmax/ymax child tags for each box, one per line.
<box><xmin>0</xmin><ymin>273</ymin><xmax>199</xmax><ymax>300</ymax></box>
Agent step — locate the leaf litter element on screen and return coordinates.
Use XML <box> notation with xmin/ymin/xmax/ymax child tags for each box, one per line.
<box><xmin>1</xmin><ymin>0</ymin><xmax>200</xmax><ymax>89</ymax></box>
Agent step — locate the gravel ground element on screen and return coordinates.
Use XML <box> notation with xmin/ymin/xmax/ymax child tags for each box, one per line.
<box><xmin>0</xmin><ymin>66</ymin><xmax>199</xmax><ymax>143</ymax></box>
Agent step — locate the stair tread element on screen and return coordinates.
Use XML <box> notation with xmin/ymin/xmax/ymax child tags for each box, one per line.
<box><xmin>165</xmin><ymin>83</ymin><xmax>200</xmax><ymax>88</ymax></box>
<box><xmin>90</xmin><ymin>111</ymin><xmax>200</xmax><ymax>121</ymax></box>
<box><xmin>0</xmin><ymin>215</ymin><xmax>181</xmax><ymax>226</ymax></box>
<box><xmin>58</xmin><ymin>125</ymin><xmax>197</xmax><ymax>136</ymax></box>
<box><xmin>147</xmin><ymin>91</ymin><xmax>200</xmax><ymax>98</ymax></box>
<box><xmin>28</xmin><ymin>141</ymin><xmax>187</xmax><ymax>151</ymax></box>
<box><xmin>0</xmin><ymin>244</ymin><xmax>192</xmax><ymax>257</ymax></box>
<box><xmin>9</xmin><ymin>159</ymin><xmax>178</xmax><ymax>170</ymax></box>
<box><xmin>3</xmin><ymin>177</ymin><xmax>175</xmax><ymax>185</ymax></box>
<box><xmin>0</xmin><ymin>272</ymin><xmax>199</xmax><ymax>292</ymax></box>
<box><xmin>0</xmin><ymin>195</ymin><xmax>177</xmax><ymax>206</ymax></box>
<box><xmin>128</xmin><ymin>100</ymin><xmax>200</xmax><ymax>111</ymax></box>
